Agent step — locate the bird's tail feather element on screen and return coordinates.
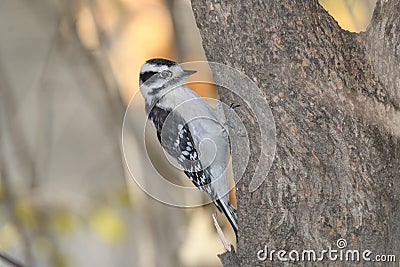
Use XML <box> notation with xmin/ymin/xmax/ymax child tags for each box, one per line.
<box><xmin>215</xmin><ymin>198</ymin><xmax>238</xmax><ymax>239</ymax></box>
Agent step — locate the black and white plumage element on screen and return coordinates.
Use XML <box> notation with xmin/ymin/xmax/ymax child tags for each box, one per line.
<box><xmin>139</xmin><ymin>58</ymin><xmax>238</xmax><ymax>237</ymax></box>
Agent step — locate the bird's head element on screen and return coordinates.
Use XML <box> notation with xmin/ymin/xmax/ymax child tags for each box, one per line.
<box><xmin>139</xmin><ymin>58</ymin><xmax>196</xmax><ymax>102</ymax></box>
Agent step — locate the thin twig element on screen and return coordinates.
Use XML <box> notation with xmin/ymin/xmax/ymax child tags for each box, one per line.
<box><xmin>0</xmin><ymin>251</ymin><xmax>25</xmax><ymax>267</ymax></box>
<box><xmin>0</xmin><ymin>60</ymin><xmax>33</xmax><ymax>267</ymax></box>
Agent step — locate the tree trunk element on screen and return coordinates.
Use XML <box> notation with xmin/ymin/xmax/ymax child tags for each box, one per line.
<box><xmin>190</xmin><ymin>0</ymin><xmax>400</xmax><ymax>266</ymax></box>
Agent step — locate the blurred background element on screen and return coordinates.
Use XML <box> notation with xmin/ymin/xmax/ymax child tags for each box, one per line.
<box><xmin>0</xmin><ymin>0</ymin><xmax>377</xmax><ymax>266</ymax></box>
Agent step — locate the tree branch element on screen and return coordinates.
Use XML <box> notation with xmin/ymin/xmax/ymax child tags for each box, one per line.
<box><xmin>190</xmin><ymin>1</ymin><xmax>400</xmax><ymax>266</ymax></box>
<box><xmin>0</xmin><ymin>251</ymin><xmax>25</xmax><ymax>267</ymax></box>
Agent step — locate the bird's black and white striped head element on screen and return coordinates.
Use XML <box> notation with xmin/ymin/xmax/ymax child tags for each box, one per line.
<box><xmin>139</xmin><ymin>58</ymin><xmax>196</xmax><ymax>104</ymax></box>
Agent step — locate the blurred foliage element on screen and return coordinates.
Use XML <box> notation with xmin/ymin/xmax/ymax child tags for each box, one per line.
<box><xmin>0</xmin><ymin>177</ymin><xmax>132</xmax><ymax>266</ymax></box>
<box><xmin>50</xmin><ymin>209</ymin><xmax>78</xmax><ymax>235</ymax></box>
<box><xmin>0</xmin><ymin>224</ymin><xmax>19</xmax><ymax>250</ymax></box>
<box><xmin>90</xmin><ymin>206</ymin><xmax>125</xmax><ymax>243</ymax></box>
<box><xmin>320</xmin><ymin>0</ymin><xmax>376</xmax><ymax>32</ymax></box>
<box><xmin>32</xmin><ymin>237</ymin><xmax>69</xmax><ymax>267</ymax></box>
<box><xmin>13</xmin><ymin>199</ymin><xmax>38</xmax><ymax>229</ymax></box>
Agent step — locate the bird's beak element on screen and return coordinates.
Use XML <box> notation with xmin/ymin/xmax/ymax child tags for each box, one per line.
<box><xmin>182</xmin><ymin>70</ymin><xmax>197</xmax><ymax>77</ymax></box>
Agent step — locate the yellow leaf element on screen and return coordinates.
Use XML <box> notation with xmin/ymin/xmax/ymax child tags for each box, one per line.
<box><xmin>0</xmin><ymin>223</ymin><xmax>19</xmax><ymax>250</ymax></box>
<box><xmin>14</xmin><ymin>198</ymin><xmax>37</xmax><ymax>227</ymax></box>
<box><xmin>90</xmin><ymin>206</ymin><xmax>125</xmax><ymax>243</ymax></box>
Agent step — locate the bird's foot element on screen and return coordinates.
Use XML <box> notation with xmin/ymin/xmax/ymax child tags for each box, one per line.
<box><xmin>225</xmin><ymin>103</ymin><xmax>246</xmax><ymax>138</ymax></box>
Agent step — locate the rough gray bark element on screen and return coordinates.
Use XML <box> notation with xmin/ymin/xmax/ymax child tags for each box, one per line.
<box><xmin>191</xmin><ymin>0</ymin><xmax>400</xmax><ymax>266</ymax></box>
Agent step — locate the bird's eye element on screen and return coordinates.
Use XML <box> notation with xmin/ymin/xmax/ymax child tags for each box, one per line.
<box><xmin>160</xmin><ymin>70</ymin><xmax>172</xmax><ymax>79</ymax></box>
